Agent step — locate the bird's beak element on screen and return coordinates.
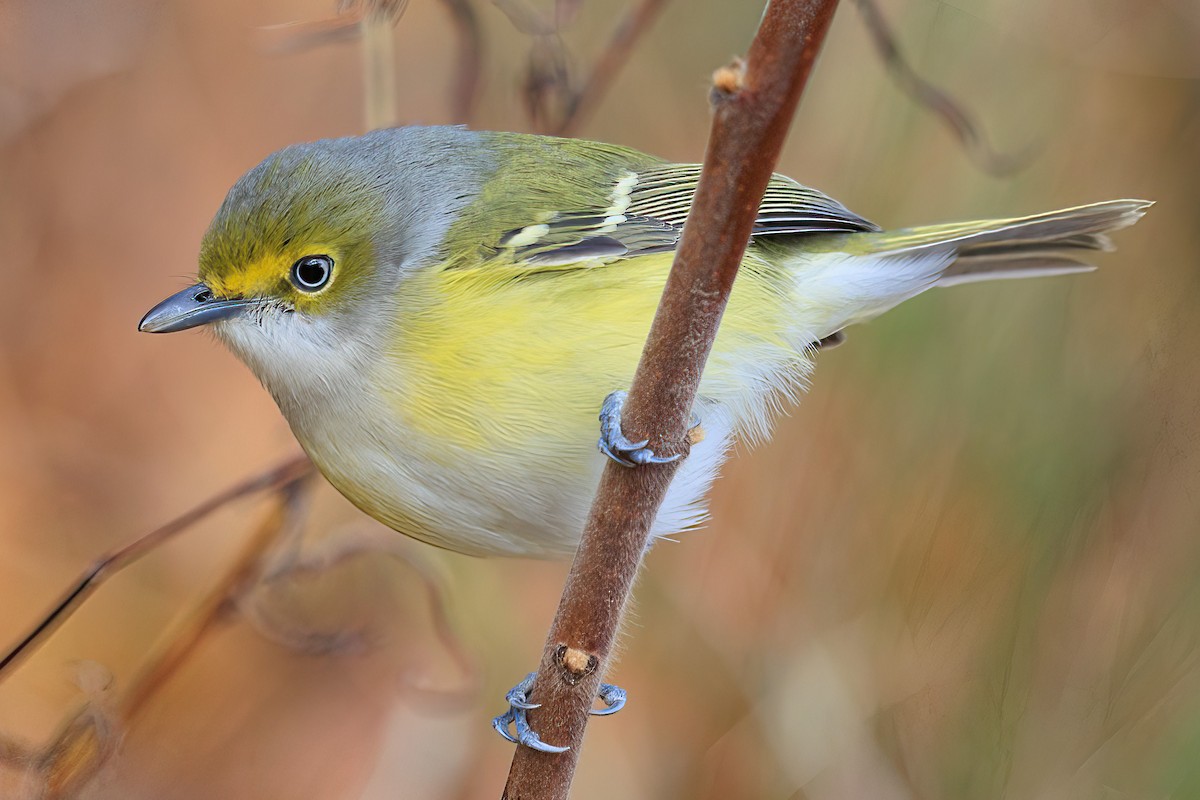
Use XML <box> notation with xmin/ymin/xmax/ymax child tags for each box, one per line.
<box><xmin>138</xmin><ymin>283</ymin><xmax>258</xmax><ymax>333</ymax></box>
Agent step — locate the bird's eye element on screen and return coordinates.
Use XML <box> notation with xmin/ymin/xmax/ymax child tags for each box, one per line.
<box><xmin>290</xmin><ymin>255</ymin><xmax>334</xmax><ymax>292</ymax></box>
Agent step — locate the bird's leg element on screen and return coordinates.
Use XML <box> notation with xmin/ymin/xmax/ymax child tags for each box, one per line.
<box><xmin>491</xmin><ymin>673</ymin><xmax>628</xmax><ymax>751</ymax></box>
<box><xmin>597</xmin><ymin>390</ymin><xmax>685</xmax><ymax>467</ymax></box>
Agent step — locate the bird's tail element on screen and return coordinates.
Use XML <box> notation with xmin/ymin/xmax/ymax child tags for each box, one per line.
<box><xmin>873</xmin><ymin>199</ymin><xmax>1153</xmax><ymax>286</ymax></box>
<box><xmin>803</xmin><ymin>199</ymin><xmax>1152</xmax><ymax>333</ymax></box>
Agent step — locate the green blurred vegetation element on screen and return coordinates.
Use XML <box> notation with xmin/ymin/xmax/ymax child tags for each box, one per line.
<box><xmin>1</xmin><ymin>0</ymin><xmax>1198</xmax><ymax>797</ymax></box>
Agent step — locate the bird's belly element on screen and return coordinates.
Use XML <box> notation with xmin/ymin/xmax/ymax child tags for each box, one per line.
<box><xmin>287</xmin><ymin>384</ymin><xmax>735</xmax><ymax>559</ymax></box>
<box><xmin>289</xmin><ymin>391</ymin><xmax>605</xmax><ymax>558</ymax></box>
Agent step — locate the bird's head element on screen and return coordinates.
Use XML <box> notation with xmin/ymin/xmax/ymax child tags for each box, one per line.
<box><xmin>140</xmin><ymin>137</ymin><xmax>392</xmax><ymax>331</ymax></box>
<box><xmin>138</xmin><ymin>127</ymin><xmax>486</xmax><ymax>394</ymax></box>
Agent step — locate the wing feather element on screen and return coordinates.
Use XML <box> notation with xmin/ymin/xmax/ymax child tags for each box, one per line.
<box><xmin>491</xmin><ymin>164</ymin><xmax>875</xmax><ymax>268</ymax></box>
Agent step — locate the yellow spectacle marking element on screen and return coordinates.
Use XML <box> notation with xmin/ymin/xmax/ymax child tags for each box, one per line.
<box><xmin>201</xmin><ymin>242</ymin><xmax>340</xmax><ymax>299</ymax></box>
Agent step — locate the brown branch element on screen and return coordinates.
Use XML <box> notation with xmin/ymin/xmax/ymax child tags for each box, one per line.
<box><xmin>553</xmin><ymin>0</ymin><xmax>669</xmax><ymax>136</ymax></box>
<box><xmin>852</xmin><ymin>0</ymin><xmax>1035</xmax><ymax>176</ymax></box>
<box><xmin>501</xmin><ymin>1</ymin><xmax>842</xmax><ymax>797</ymax></box>
<box><xmin>0</xmin><ymin>454</ymin><xmax>314</xmax><ymax>679</ymax></box>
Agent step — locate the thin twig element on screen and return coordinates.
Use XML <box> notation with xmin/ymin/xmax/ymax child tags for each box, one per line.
<box><xmin>554</xmin><ymin>0</ymin><xmax>669</xmax><ymax>136</ymax></box>
<box><xmin>522</xmin><ymin>36</ymin><xmax>573</xmax><ymax>133</ymax></box>
<box><xmin>501</xmin><ymin>1</ymin><xmax>842</xmax><ymax>797</ymax></box>
<box><xmin>492</xmin><ymin>0</ymin><xmax>557</xmax><ymax>36</ymax></box>
<box><xmin>489</xmin><ymin>0</ymin><xmax>573</xmax><ymax>133</ymax></box>
<box><xmin>496</xmin><ymin>0</ymin><xmax>670</xmax><ymax>135</ymax></box>
<box><xmin>0</xmin><ymin>455</ymin><xmax>314</xmax><ymax>679</ymax></box>
<box><xmin>553</xmin><ymin>0</ymin><xmax>585</xmax><ymax>28</ymax></box>
<box><xmin>118</xmin><ymin>478</ymin><xmax>314</xmax><ymax>725</ymax></box>
<box><xmin>241</xmin><ymin>526</ymin><xmax>480</xmax><ymax>711</ymax></box>
<box><xmin>440</xmin><ymin>0</ymin><xmax>484</xmax><ymax>123</ymax></box>
<box><xmin>258</xmin><ymin>16</ymin><xmax>361</xmax><ymax>54</ymax></box>
<box><xmin>262</xmin><ymin>0</ymin><xmax>413</xmax><ymax>130</ymax></box>
<box><xmin>359</xmin><ymin>1</ymin><xmax>406</xmax><ymax>130</ymax></box>
<box><xmin>853</xmin><ymin>0</ymin><xmax>1035</xmax><ymax>176</ymax></box>
<box><xmin>34</xmin><ymin>486</ymin><xmax>311</xmax><ymax>799</ymax></box>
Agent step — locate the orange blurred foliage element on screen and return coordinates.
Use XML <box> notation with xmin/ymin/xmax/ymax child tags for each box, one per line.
<box><xmin>2</xmin><ymin>0</ymin><xmax>1198</xmax><ymax>798</ymax></box>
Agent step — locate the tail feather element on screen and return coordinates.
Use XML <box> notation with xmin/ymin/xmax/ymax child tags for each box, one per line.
<box><xmin>956</xmin><ymin>231</ymin><xmax>1117</xmax><ymax>255</ymax></box>
<box><xmin>798</xmin><ymin>199</ymin><xmax>1151</xmax><ymax>334</ymax></box>
<box><xmin>938</xmin><ymin>255</ymin><xmax>1094</xmax><ymax>287</ymax></box>
<box><xmin>874</xmin><ymin>200</ymin><xmax>1152</xmax><ymax>258</ymax></box>
<box><xmin>939</xmin><ymin>200</ymin><xmax>1151</xmax><ymax>286</ymax></box>
<box><xmin>869</xmin><ymin>199</ymin><xmax>1151</xmax><ymax>289</ymax></box>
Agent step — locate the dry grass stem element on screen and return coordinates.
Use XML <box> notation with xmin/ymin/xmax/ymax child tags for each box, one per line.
<box><xmin>0</xmin><ymin>455</ymin><xmax>315</xmax><ymax>680</ymax></box>
<box><xmin>853</xmin><ymin>0</ymin><xmax>1035</xmax><ymax>176</ymax></box>
<box><xmin>1</xmin><ymin>471</ymin><xmax>312</xmax><ymax>797</ymax></box>
<box><xmin>554</xmin><ymin>0</ymin><xmax>669</xmax><ymax>136</ymax></box>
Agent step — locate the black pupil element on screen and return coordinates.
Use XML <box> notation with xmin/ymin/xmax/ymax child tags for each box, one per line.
<box><xmin>295</xmin><ymin>257</ymin><xmax>329</xmax><ymax>288</ymax></box>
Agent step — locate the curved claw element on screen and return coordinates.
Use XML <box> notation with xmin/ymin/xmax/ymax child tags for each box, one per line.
<box><xmin>597</xmin><ymin>439</ymin><xmax>636</xmax><ymax>468</ymax></box>
<box><xmin>514</xmin><ymin>713</ymin><xmax>570</xmax><ymax>753</ymax></box>
<box><xmin>598</xmin><ymin>390</ymin><xmax>683</xmax><ymax>468</ymax></box>
<box><xmin>492</xmin><ymin>710</ymin><xmax>519</xmax><ymax>744</ymax></box>
<box><xmin>590</xmin><ymin>683</ymin><xmax>626</xmax><ymax>716</ymax></box>
<box><xmin>505</xmin><ymin>672</ymin><xmax>540</xmax><ymax>710</ymax></box>
<box><xmin>626</xmin><ymin>448</ymin><xmax>680</xmax><ymax>466</ymax></box>
<box><xmin>493</xmin><ymin>672</ymin><xmax>570</xmax><ymax>753</ymax></box>
<box><xmin>492</xmin><ymin>707</ymin><xmax>569</xmax><ymax>752</ymax></box>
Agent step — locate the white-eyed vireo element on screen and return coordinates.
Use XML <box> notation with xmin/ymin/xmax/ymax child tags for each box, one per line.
<box><xmin>140</xmin><ymin>125</ymin><xmax>1148</xmax><ymax>559</ymax></box>
<box><xmin>139</xmin><ymin>126</ymin><xmax>1149</xmax><ymax>748</ymax></box>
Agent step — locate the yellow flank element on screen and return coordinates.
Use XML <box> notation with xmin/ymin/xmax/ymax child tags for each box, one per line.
<box><xmin>383</xmin><ymin>250</ymin><xmax>799</xmax><ymax>460</ymax></box>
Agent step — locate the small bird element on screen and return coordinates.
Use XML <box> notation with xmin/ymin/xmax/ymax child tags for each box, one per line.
<box><xmin>139</xmin><ymin>125</ymin><xmax>1148</xmax><ymax>748</ymax></box>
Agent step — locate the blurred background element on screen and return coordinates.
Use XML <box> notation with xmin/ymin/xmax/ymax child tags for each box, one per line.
<box><xmin>1</xmin><ymin>0</ymin><xmax>1197</xmax><ymax>797</ymax></box>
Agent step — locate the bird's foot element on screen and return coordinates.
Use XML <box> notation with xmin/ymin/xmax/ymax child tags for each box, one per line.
<box><xmin>491</xmin><ymin>672</ymin><xmax>628</xmax><ymax>752</ymax></box>
<box><xmin>598</xmin><ymin>390</ymin><xmax>685</xmax><ymax>467</ymax></box>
